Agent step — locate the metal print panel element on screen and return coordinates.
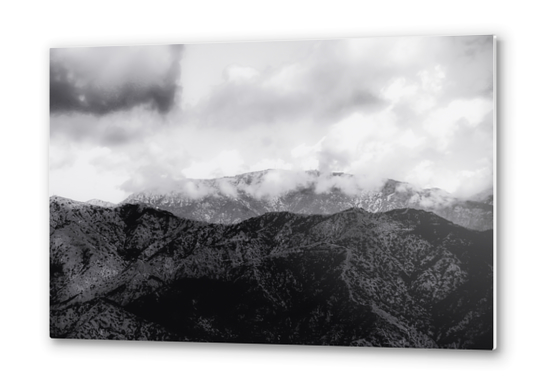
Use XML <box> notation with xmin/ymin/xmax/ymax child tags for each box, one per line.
<box><xmin>49</xmin><ymin>36</ymin><xmax>495</xmax><ymax>349</ymax></box>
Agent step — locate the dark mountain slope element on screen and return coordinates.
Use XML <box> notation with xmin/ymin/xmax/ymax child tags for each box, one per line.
<box><xmin>50</xmin><ymin>197</ymin><xmax>493</xmax><ymax>348</ymax></box>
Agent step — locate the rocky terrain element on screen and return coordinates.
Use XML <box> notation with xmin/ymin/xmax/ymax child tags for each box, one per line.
<box><xmin>122</xmin><ymin>170</ymin><xmax>493</xmax><ymax>231</ymax></box>
<box><xmin>50</xmin><ymin>195</ymin><xmax>493</xmax><ymax>348</ymax></box>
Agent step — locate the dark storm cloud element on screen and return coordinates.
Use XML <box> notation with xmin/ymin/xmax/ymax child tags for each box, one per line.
<box><xmin>50</xmin><ymin>45</ymin><xmax>183</xmax><ymax>115</ymax></box>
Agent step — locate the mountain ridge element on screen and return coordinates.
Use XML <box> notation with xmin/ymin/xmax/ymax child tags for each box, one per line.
<box><xmin>121</xmin><ymin>170</ymin><xmax>493</xmax><ymax>231</ymax></box>
<box><xmin>50</xmin><ymin>197</ymin><xmax>493</xmax><ymax>348</ymax></box>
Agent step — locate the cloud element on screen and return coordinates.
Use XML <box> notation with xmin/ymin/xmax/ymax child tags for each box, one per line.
<box><xmin>179</xmin><ymin>170</ymin><xmax>388</xmax><ymax>201</ymax></box>
<box><xmin>242</xmin><ymin>170</ymin><xmax>314</xmax><ymax>198</ymax></box>
<box><xmin>182</xmin><ymin>150</ymin><xmax>245</xmax><ymax>179</ymax></box>
<box><xmin>408</xmin><ymin>188</ymin><xmax>455</xmax><ymax>209</ymax></box>
<box><xmin>249</xmin><ymin>158</ymin><xmax>293</xmax><ymax>173</ymax></box>
<box><xmin>422</xmin><ymin>98</ymin><xmax>493</xmax><ymax>150</ymax></box>
<box><xmin>49</xmin><ymin>37</ymin><xmax>494</xmax><ymax>203</ymax></box>
<box><xmin>50</xmin><ymin>45</ymin><xmax>183</xmax><ymax>115</ymax></box>
<box><xmin>50</xmin><ymin>105</ymin><xmax>169</xmax><ymax>147</ymax></box>
<box><xmin>187</xmin><ymin>36</ymin><xmax>493</xmax><ymax>144</ymax></box>
<box><xmin>190</xmin><ymin>39</ymin><xmax>391</xmax><ymax>136</ymax></box>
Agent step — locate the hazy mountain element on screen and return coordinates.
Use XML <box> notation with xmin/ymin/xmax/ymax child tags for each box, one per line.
<box><xmin>470</xmin><ymin>188</ymin><xmax>494</xmax><ymax>206</ymax></box>
<box><xmin>122</xmin><ymin>170</ymin><xmax>493</xmax><ymax>231</ymax></box>
<box><xmin>50</xmin><ymin>196</ymin><xmax>493</xmax><ymax>348</ymax></box>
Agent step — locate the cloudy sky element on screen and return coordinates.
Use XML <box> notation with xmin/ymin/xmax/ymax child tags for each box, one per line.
<box><xmin>50</xmin><ymin>35</ymin><xmax>494</xmax><ymax>203</ymax></box>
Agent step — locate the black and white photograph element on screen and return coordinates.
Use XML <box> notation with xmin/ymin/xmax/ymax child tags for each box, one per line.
<box><xmin>49</xmin><ymin>35</ymin><xmax>495</xmax><ymax>349</ymax></box>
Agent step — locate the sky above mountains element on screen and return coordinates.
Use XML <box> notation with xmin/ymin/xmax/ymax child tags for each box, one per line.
<box><xmin>50</xmin><ymin>36</ymin><xmax>494</xmax><ymax>203</ymax></box>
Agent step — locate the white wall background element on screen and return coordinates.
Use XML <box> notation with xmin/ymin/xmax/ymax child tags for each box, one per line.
<box><xmin>0</xmin><ymin>1</ymin><xmax>538</xmax><ymax>382</ymax></box>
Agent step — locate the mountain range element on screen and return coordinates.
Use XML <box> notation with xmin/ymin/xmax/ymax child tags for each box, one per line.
<box><xmin>50</xmin><ymin>193</ymin><xmax>493</xmax><ymax>348</ymax></box>
<box><xmin>119</xmin><ymin>170</ymin><xmax>493</xmax><ymax>231</ymax></box>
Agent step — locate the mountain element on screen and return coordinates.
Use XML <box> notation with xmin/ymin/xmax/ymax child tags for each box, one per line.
<box><xmin>86</xmin><ymin>199</ymin><xmax>117</xmax><ymax>208</ymax></box>
<box><xmin>470</xmin><ymin>188</ymin><xmax>494</xmax><ymax>206</ymax></box>
<box><xmin>50</xmin><ymin>196</ymin><xmax>493</xmax><ymax>348</ymax></box>
<box><xmin>122</xmin><ymin>170</ymin><xmax>493</xmax><ymax>231</ymax></box>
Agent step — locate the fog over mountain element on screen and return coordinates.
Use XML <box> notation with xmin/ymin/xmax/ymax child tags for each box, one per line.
<box><xmin>122</xmin><ymin>169</ymin><xmax>493</xmax><ymax>231</ymax></box>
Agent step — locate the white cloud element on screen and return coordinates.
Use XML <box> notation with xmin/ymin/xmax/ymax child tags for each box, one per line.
<box><xmin>418</xmin><ymin>65</ymin><xmax>446</xmax><ymax>93</ymax></box>
<box><xmin>382</xmin><ymin>77</ymin><xmax>418</xmax><ymax>103</ymax></box>
<box><xmin>262</xmin><ymin>63</ymin><xmax>304</xmax><ymax>93</ymax></box>
<box><xmin>216</xmin><ymin>179</ymin><xmax>238</xmax><ymax>198</ymax></box>
<box><xmin>405</xmin><ymin>160</ymin><xmax>435</xmax><ymax>188</ymax></box>
<box><xmin>225</xmin><ymin>65</ymin><xmax>259</xmax><ymax>82</ymax></box>
<box><xmin>249</xmin><ymin>158</ymin><xmax>293</xmax><ymax>172</ymax></box>
<box><xmin>182</xmin><ymin>150</ymin><xmax>245</xmax><ymax>179</ymax></box>
<box><xmin>423</xmin><ymin>98</ymin><xmax>493</xmax><ymax>150</ymax></box>
<box><xmin>291</xmin><ymin>139</ymin><xmax>324</xmax><ymax>170</ymax></box>
<box><xmin>49</xmin><ymin>147</ymin><xmax>130</xmax><ymax>203</ymax></box>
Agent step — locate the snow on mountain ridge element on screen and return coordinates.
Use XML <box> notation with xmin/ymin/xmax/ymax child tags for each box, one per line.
<box><xmin>125</xmin><ymin>170</ymin><xmax>397</xmax><ymax>202</ymax></box>
<box><xmin>118</xmin><ymin>170</ymin><xmax>493</xmax><ymax>230</ymax></box>
<box><xmin>120</xmin><ymin>170</ymin><xmax>479</xmax><ymax>213</ymax></box>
